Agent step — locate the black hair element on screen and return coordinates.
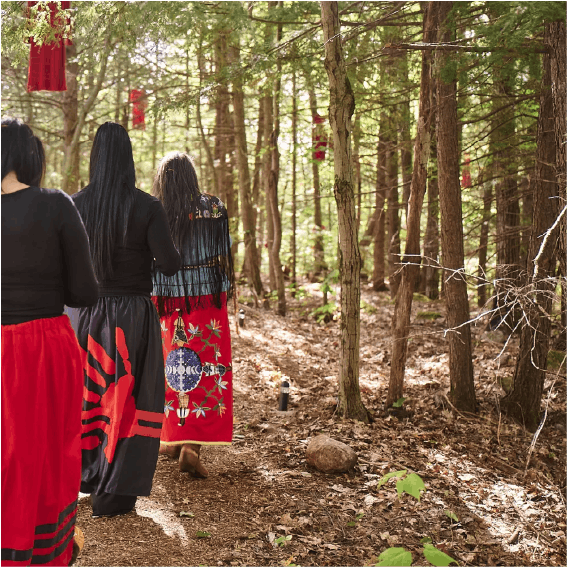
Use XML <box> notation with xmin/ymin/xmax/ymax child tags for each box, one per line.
<box><xmin>152</xmin><ymin>151</ymin><xmax>201</xmax><ymax>249</ymax></box>
<box><xmin>1</xmin><ymin>117</ymin><xmax>45</xmax><ymax>187</ymax></box>
<box><xmin>75</xmin><ymin>122</ymin><xmax>136</xmax><ymax>281</ymax></box>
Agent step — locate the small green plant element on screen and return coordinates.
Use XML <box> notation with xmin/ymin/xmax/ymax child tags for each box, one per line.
<box><xmin>274</xmin><ymin>535</ymin><xmax>293</xmax><ymax>547</ymax></box>
<box><xmin>416</xmin><ymin>311</ymin><xmax>442</xmax><ymax>320</ymax></box>
<box><xmin>289</xmin><ymin>284</ymin><xmax>309</xmax><ymax>299</ymax></box>
<box><xmin>347</xmin><ymin>511</ymin><xmax>365</xmax><ymax>527</ymax></box>
<box><xmin>392</xmin><ymin>397</ymin><xmax>406</xmax><ymax>408</ymax></box>
<box><xmin>373</xmin><ymin>473</ymin><xmax>458</xmax><ymax>566</ymax></box>
<box><xmin>311</xmin><ymin>301</ymin><xmax>338</xmax><ymax>323</ymax></box>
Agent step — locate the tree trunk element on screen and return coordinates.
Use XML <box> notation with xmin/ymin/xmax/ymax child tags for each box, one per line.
<box><xmin>477</xmin><ymin>176</ymin><xmax>492</xmax><ymax>307</ymax></box>
<box><xmin>387</xmin><ymin>115</ymin><xmax>401</xmax><ymax>298</ymax></box>
<box><xmin>266</xmin><ymin>7</ymin><xmax>286</xmax><ymax>316</ymax></box>
<box><xmin>372</xmin><ymin>116</ymin><xmax>388</xmax><ymax>292</ymax></box>
<box><xmin>263</xmin><ymin>93</ymin><xmax>276</xmax><ymax>292</ymax></box>
<box><xmin>62</xmin><ymin>35</ymin><xmax>113</xmax><ymax>194</ymax></box>
<box><xmin>308</xmin><ymin>87</ymin><xmax>327</xmax><ymax>277</ymax></box>
<box><xmin>230</xmin><ymin>43</ymin><xmax>263</xmax><ymax>297</ymax></box>
<box><xmin>436</xmin><ymin>1</ymin><xmax>476</xmax><ymax>412</ymax></box>
<box><xmin>291</xmin><ymin>70</ymin><xmax>298</xmax><ymax>296</ymax></box>
<box><xmin>321</xmin><ymin>0</ymin><xmax>368</xmax><ymax>423</ymax></box>
<box><xmin>399</xmin><ymin>49</ymin><xmax>413</xmax><ymax>221</ymax></box>
<box><xmin>549</xmin><ymin>20</ymin><xmax>566</xmax><ymax>347</ymax></box>
<box><xmin>61</xmin><ymin>42</ymin><xmax>79</xmax><ymax>194</ymax></box>
<box><xmin>502</xmin><ymin>22</ymin><xmax>560</xmax><ymax>431</ymax></box>
<box><xmin>386</xmin><ymin>1</ymin><xmax>437</xmax><ymax>408</ymax></box>
<box><xmin>252</xmin><ymin>98</ymin><xmax>264</xmax><ymax>269</ymax></box>
<box><xmin>424</xmin><ymin>132</ymin><xmax>440</xmax><ymax>300</ymax></box>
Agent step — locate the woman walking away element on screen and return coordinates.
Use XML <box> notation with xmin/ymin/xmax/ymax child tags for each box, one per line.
<box><xmin>68</xmin><ymin>122</ymin><xmax>181</xmax><ymax>518</ymax></box>
<box><xmin>152</xmin><ymin>152</ymin><xmax>235</xmax><ymax>477</ymax></box>
<box><xmin>1</xmin><ymin>118</ymin><xmax>98</xmax><ymax>566</ymax></box>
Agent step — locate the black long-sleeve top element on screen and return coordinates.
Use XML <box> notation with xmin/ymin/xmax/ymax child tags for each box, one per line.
<box><xmin>2</xmin><ymin>186</ymin><xmax>99</xmax><ymax>325</ymax></box>
<box><xmin>72</xmin><ymin>187</ymin><xmax>181</xmax><ymax>297</ymax></box>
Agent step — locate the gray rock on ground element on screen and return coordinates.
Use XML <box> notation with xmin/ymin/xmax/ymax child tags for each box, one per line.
<box><xmin>305</xmin><ymin>435</ymin><xmax>358</xmax><ymax>473</ymax></box>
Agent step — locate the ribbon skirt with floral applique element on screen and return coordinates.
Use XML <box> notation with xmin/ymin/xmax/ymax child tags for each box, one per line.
<box><xmin>151</xmin><ymin>293</ymin><xmax>233</xmax><ymax>446</ymax></box>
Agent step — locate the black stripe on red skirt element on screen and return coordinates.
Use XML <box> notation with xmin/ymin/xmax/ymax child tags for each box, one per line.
<box><xmin>1</xmin><ymin>500</ymin><xmax>77</xmax><ymax>564</ymax></box>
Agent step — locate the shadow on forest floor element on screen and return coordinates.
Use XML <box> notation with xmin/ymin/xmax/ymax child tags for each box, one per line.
<box><xmin>76</xmin><ymin>282</ymin><xmax>566</xmax><ymax>567</ymax></box>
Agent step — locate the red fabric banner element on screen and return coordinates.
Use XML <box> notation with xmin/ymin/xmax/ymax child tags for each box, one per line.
<box><xmin>312</xmin><ymin>113</ymin><xmax>328</xmax><ymax>162</ymax></box>
<box><xmin>27</xmin><ymin>1</ymin><xmax>72</xmax><ymax>92</ymax></box>
<box><xmin>130</xmin><ymin>89</ymin><xmax>147</xmax><ymax>130</ymax></box>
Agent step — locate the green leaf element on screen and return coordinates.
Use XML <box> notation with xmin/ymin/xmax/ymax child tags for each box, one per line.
<box><xmin>375</xmin><ymin>547</ymin><xmax>413</xmax><ymax>566</ymax></box>
<box><xmin>377</xmin><ymin>469</ymin><xmax>407</xmax><ymax>489</ymax></box>
<box><xmin>355</xmin><ymin>512</ymin><xmax>365</xmax><ymax>520</ymax></box>
<box><xmin>179</xmin><ymin>510</ymin><xmax>194</xmax><ymax>518</ymax></box>
<box><xmin>396</xmin><ymin>473</ymin><xmax>426</xmax><ymax>501</ymax></box>
<box><xmin>196</xmin><ymin>531</ymin><xmax>211</xmax><ymax>538</ymax></box>
<box><xmin>346</xmin><ymin>521</ymin><xmax>357</xmax><ymax>527</ymax></box>
<box><xmin>420</xmin><ymin>536</ymin><xmax>432</xmax><ymax>544</ymax></box>
<box><xmin>444</xmin><ymin>510</ymin><xmax>459</xmax><ymax>523</ymax></box>
<box><xmin>423</xmin><ymin>544</ymin><xmax>458</xmax><ymax>566</ymax></box>
<box><xmin>392</xmin><ymin>397</ymin><xmax>406</xmax><ymax>408</ymax></box>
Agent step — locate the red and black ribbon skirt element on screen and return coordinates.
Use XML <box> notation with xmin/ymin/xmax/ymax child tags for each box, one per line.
<box><xmin>68</xmin><ymin>296</ymin><xmax>165</xmax><ymax>497</ymax></box>
<box><xmin>1</xmin><ymin>316</ymin><xmax>82</xmax><ymax>566</ymax></box>
<box><xmin>151</xmin><ymin>294</ymin><xmax>233</xmax><ymax>447</ymax></box>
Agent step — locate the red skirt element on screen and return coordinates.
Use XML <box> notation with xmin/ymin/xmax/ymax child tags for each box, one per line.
<box><xmin>1</xmin><ymin>316</ymin><xmax>82</xmax><ymax>566</ymax></box>
<box><xmin>152</xmin><ymin>294</ymin><xmax>233</xmax><ymax>446</ymax></box>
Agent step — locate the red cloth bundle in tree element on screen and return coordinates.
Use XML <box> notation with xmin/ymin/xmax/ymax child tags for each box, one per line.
<box><xmin>27</xmin><ymin>1</ymin><xmax>72</xmax><ymax>92</ymax></box>
<box><xmin>461</xmin><ymin>154</ymin><xmax>472</xmax><ymax>188</ymax></box>
<box><xmin>130</xmin><ymin>90</ymin><xmax>147</xmax><ymax>130</ymax></box>
<box><xmin>312</xmin><ymin>113</ymin><xmax>328</xmax><ymax>162</ymax></box>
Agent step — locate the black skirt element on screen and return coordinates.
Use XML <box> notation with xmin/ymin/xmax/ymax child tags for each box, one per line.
<box><xmin>68</xmin><ymin>296</ymin><xmax>165</xmax><ymax>499</ymax></box>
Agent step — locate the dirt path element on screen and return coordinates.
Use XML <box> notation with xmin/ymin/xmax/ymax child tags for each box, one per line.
<box><xmin>76</xmin><ymin>286</ymin><xmax>566</xmax><ymax>566</ymax></box>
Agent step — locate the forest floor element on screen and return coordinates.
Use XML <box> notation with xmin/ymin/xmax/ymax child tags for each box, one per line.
<box><xmin>75</xmin><ymin>282</ymin><xmax>566</xmax><ymax>567</ymax></box>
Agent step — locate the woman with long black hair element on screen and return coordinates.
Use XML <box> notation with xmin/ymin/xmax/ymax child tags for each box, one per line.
<box><xmin>152</xmin><ymin>152</ymin><xmax>234</xmax><ymax>477</ymax></box>
<box><xmin>2</xmin><ymin>118</ymin><xmax>98</xmax><ymax>565</ymax></box>
<box><xmin>68</xmin><ymin>122</ymin><xmax>180</xmax><ymax>517</ymax></box>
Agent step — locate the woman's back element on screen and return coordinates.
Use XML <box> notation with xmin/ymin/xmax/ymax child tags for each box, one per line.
<box><xmin>73</xmin><ymin>186</ymin><xmax>179</xmax><ymax>296</ymax></box>
<box><xmin>2</xmin><ymin>186</ymin><xmax>98</xmax><ymax>324</ymax></box>
<box><xmin>152</xmin><ymin>193</ymin><xmax>233</xmax><ymax>301</ymax></box>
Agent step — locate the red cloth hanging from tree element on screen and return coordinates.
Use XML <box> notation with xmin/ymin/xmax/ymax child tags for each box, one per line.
<box><xmin>130</xmin><ymin>90</ymin><xmax>147</xmax><ymax>130</ymax></box>
<box><xmin>27</xmin><ymin>1</ymin><xmax>72</xmax><ymax>92</ymax></box>
<box><xmin>461</xmin><ymin>154</ymin><xmax>472</xmax><ymax>188</ymax></box>
<box><xmin>312</xmin><ymin>113</ymin><xmax>328</xmax><ymax>162</ymax></box>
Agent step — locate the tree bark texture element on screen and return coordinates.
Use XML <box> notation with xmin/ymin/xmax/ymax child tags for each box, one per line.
<box><xmin>477</xmin><ymin>176</ymin><xmax>492</xmax><ymax>307</ymax></box>
<box><xmin>267</xmin><ymin>11</ymin><xmax>286</xmax><ymax>316</ymax></box>
<box><xmin>372</xmin><ymin>117</ymin><xmax>388</xmax><ymax>292</ymax></box>
<box><xmin>423</xmin><ymin>132</ymin><xmax>440</xmax><ymax>300</ymax></box>
<box><xmin>549</xmin><ymin>20</ymin><xmax>566</xmax><ymax>345</ymax></box>
<box><xmin>308</xmin><ymin>87</ymin><xmax>327</xmax><ymax>277</ymax></box>
<box><xmin>386</xmin><ymin>1</ymin><xmax>437</xmax><ymax>408</ymax></box>
<box><xmin>436</xmin><ymin>1</ymin><xmax>476</xmax><ymax>413</ymax></box>
<box><xmin>387</xmin><ymin>115</ymin><xmax>401</xmax><ymax>298</ymax></box>
<box><xmin>502</xmin><ymin>23</ymin><xmax>560</xmax><ymax>431</ymax></box>
<box><xmin>61</xmin><ymin>42</ymin><xmax>79</xmax><ymax>194</ymax></box>
<box><xmin>291</xmin><ymin>70</ymin><xmax>298</xmax><ymax>295</ymax></box>
<box><xmin>262</xmin><ymin>93</ymin><xmax>276</xmax><ymax>291</ymax></box>
<box><xmin>321</xmin><ymin>0</ymin><xmax>368</xmax><ymax>423</ymax></box>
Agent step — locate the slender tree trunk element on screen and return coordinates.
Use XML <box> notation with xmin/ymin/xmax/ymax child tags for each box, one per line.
<box><xmin>424</xmin><ymin>130</ymin><xmax>440</xmax><ymax>300</ymax></box>
<box><xmin>230</xmin><ymin>43</ymin><xmax>263</xmax><ymax>297</ymax></box>
<box><xmin>353</xmin><ymin>112</ymin><xmax>362</xmax><ymax>229</ymax></box>
<box><xmin>321</xmin><ymin>0</ymin><xmax>368</xmax><ymax>422</ymax></box>
<box><xmin>308</xmin><ymin>87</ymin><xmax>327</xmax><ymax>277</ymax></box>
<box><xmin>549</xmin><ymin>16</ymin><xmax>567</xmax><ymax>351</ymax></box>
<box><xmin>477</xmin><ymin>177</ymin><xmax>492</xmax><ymax>307</ymax></box>
<box><xmin>267</xmin><ymin>13</ymin><xmax>286</xmax><ymax>316</ymax></box>
<box><xmin>263</xmin><ymin>93</ymin><xmax>276</xmax><ymax>292</ymax></box>
<box><xmin>436</xmin><ymin>1</ymin><xmax>476</xmax><ymax>412</ymax></box>
<box><xmin>61</xmin><ymin>42</ymin><xmax>79</xmax><ymax>194</ymax></box>
<box><xmin>492</xmin><ymin>60</ymin><xmax>521</xmax><ymax>315</ymax></box>
<box><xmin>387</xmin><ymin>115</ymin><xmax>401</xmax><ymax>298</ymax></box>
<box><xmin>252</xmin><ymin>98</ymin><xmax>265</xmax><ymax>269</ymax></box>
<box><xmin>399</xmin><ymin>49</ymin><xmax>413</xmax><ymax>221</ymax></box>
<box><xmin>502</xmin><ymin>22</ymin><xmax>560</xmax><ymax>430</ymax></box>
<box><xmin>373</xmin><ymin>118</ymin><xmax>388</xmax><ymax>292</ymax></box>
<box><xmin>386</xmin><ymin>1</ymin><xmax>437</xmax><ymax>408</ymax></box>
<box><xmin>62</xmin><ymin>35</ymin><xmax>113</xmax><ymax>194</ymax></box>
<box><xmin>291</xmin><ymin>70</ymin><xmax>298</xmax><ymax>296</ymax></box>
